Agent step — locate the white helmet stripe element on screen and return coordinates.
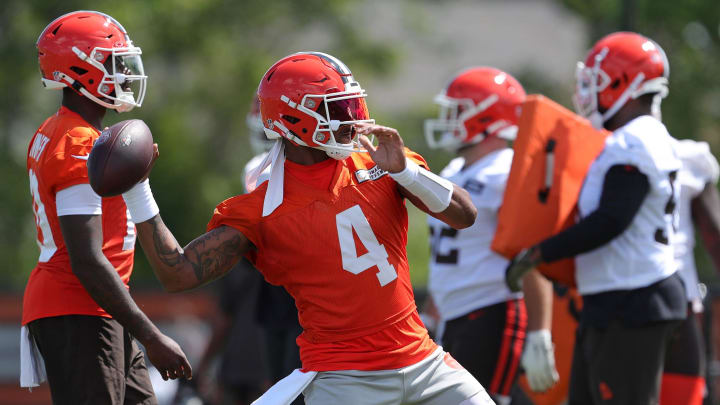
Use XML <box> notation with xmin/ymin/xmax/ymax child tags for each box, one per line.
<box><xmin>302</xmin><ymin>51</ymin><xmax>355</xmax><ymax>83</ymax></box>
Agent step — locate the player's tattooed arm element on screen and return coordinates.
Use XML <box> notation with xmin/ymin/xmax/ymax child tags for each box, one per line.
<box><xmin>136</xmin><ymin>216</ymin><xmax>251</xmax><ymax>292</ymax></box>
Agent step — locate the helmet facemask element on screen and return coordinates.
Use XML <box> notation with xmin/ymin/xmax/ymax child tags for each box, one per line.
<box><xmin>37</xmin><ymin>11</ymin><xmax>147</xmax><ymax>113</ymax></box>
<box><xmin>425</xmin><ymin>92</ymin><xmax>515</xmax><ymax>151</ymax></box>
<box><xmin>76</xmin><ymin>45</ymin><xmax>147</xmax><ymax>112</ymax></box>
<box><xmin>274</xmin><ymin>84</ymin><xmax>375</xmax><ymax>160</ymax></box>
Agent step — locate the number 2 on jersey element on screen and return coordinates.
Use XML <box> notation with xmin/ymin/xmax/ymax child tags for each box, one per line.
<box><xmin>336</xmin><ymin>205</ymin><xmax>398</xmax><ymax>286</ymax></box>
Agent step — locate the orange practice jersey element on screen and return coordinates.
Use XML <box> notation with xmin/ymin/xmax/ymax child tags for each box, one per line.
<box><xmin>22</xmin><ymin>107</ymin><xmax>135</xmax><ymax>325</ymax></box>
<box><xmin>208</xmin><ymin>150</ymin><xmax>437</xmax><ymax>371</ymax></box>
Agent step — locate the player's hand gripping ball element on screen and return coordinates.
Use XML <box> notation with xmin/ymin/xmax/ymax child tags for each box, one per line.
<box><xmin>88</xmin><ymin>119</ymin><xmax>154</xmax><ymax>196</ymax></box>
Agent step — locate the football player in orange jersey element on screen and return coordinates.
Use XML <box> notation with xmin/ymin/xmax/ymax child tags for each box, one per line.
<box><xmin>124</xmin><ymin>52</ymin><xmax>496</xmax><ymax>404</ymax></box>
<box><xmin>22</xmin><ymin>11</ymin><xmax>191</xmax><ymax>404</ymax></box>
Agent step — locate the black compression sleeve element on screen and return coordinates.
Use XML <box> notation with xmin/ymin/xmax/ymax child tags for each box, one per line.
<box><xmin>539</xmin><ymin>164</ymin><xmax>650</xmax><ymax>262</ymax></box>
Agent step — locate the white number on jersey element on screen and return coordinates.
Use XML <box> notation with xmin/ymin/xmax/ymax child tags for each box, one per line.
<box><xmin>29</xmin><ymin>169</ymin><xmax>57</xmax><ymax>262</ymax></box>
<box><xmin>123</xmin><ymin>209</ymin><xmax>136</xmax><ymax>251</ymax></box>
<box><xmin>335</xmin><ymin>205</ymin><xmax>398</xmax><ymax>286</ymax></box>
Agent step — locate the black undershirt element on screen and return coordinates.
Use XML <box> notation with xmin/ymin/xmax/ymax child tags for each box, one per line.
<box><xmin>539</xmin><ymin>164</ymin><xmax>650</xmax><ymax>262</ymax></box>
<box><xmin>537</xmin><ymin>164</ymin><xmax>686</xmax><ymax>327</ymax></box>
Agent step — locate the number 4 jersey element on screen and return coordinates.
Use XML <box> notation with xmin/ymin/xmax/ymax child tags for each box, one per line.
<box><xmin>576</xmin><ymin>115</ymin><xmax>681</xmax><ymax>295</ymax></box>
<box><xmin>208</xmin><ymin>150</ymin><xmax>437</xmax><ymax>372</ymax></box>
<box><xmin>22</xmin><ymin>107</ymin><xmax>135</xmax><ymax>325</ymax></box>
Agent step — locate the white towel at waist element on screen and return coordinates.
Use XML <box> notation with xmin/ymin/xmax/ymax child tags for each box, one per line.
<box><xmin>252</xmin><ymin>368</ymin><xmax>317</xmax><ymax>405</ymax></box>
<box><xmin>20</xmin><ymin>325</ymin><xmax>47</xmax><ymax>389</ymax></box>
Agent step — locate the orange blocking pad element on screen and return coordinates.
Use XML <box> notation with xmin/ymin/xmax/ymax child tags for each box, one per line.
<box><xmin>491</xmin><ymin>95</ymin><xmax>609</xmax><ymax>287</ymax></box>
<box><xmin>519</xmin><ymin>286</ymin><xmax>582</xmax><ymax>405</ymax></box>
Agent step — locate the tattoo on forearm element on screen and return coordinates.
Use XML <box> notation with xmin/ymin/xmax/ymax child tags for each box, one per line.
<box><xmin>147</xmin><ymin>218</ymin><xmax>243</xmax><ymax>283</ymax></box>
<box><xmin>185</xmin><ymin>229</ymin><xmax>244</xmax><ymax>282</ymax></box>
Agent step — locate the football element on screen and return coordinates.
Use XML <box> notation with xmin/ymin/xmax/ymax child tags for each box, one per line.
<box><xmin>87</xmin><ymin>119</ymin><xmax>154</xmax><ymax>197</ymax></box>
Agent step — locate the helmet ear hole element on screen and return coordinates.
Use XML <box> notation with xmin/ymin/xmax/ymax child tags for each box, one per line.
<box><xmin>282</xmin><ymin>115</ymin><xmax>300</xmax><ymax>124</ymax></box>
<box><xmin>69</xmin><ymin>66</ymin><xmax>87</xmax><ymax>75</ymax></box>
<box><xmin>610</xmin><ymin>79</ymin><xmax>621</xmax><ymax>89</ymax></box>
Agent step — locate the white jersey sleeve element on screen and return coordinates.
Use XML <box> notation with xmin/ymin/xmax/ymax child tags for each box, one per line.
<box><xmin>576</xmin><ymin>116</ymin><xmax>680</xmax><ymax>295</ymax></box>
<box><xmin>674</xmin><ymin>139</ymin><xmax>719</xmax><ymax>308</ymax></box>
<box><xmin>676</xmin><ymin>139</ymin><xmax>719</xmax><ymax>197</ymax></box>
<box><xmin>56</xmin><ymin>183</ymin><xmax>102</xmax><ymax>216</ymax></box>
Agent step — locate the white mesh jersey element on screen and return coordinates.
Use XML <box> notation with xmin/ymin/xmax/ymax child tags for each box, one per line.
<box><xmin>427</xmin><ymin>148</ymin><xmax>521</xmax><ymax>321</ymax></box>
<box><xmin>674</xmin><ymin>139</ymin><xmax>719</xmax><ymax>309</ymax></box>
<box><xmin>576</xmin><ymin>115</ymin><xmax>681</xmax><ymax>295</ymax></box>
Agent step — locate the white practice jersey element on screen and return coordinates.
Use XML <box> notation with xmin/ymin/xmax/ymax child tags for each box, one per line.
<box><xmin>428</xmin><ymin>148</ymin><xmax>521</xmax><ymax>321</ymax></box>
<box><xmin>576</xmin><ymin>115</ymin><xmax>681</xmax><ymax>295</ymax></box>
<box><xmin>674</xmin><ymin>139</ymin><xmax>719</xmax><ymax>308</ymax></box>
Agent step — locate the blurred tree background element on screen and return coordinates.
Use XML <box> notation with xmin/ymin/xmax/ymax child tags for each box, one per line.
<box><xmin>1</xmin><ymin>0</ymin><xmax>720</xmax><ymax>292</ymax></box>
<box><xmin>0</xmin><ymin>0</ymin><xmax>404</xmax><ymax>290</ymax></box>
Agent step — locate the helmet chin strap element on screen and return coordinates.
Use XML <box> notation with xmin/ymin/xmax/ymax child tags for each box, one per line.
<box><xmin>324</xmin><ymin>145</ymin><xmax>353</xmax><ymax>160</ymax></box>
<box><xmin>590</xmin><ymin>73</ymin><xmax>647</xmax><ymax>130</ymax></box>
<box><xmin>651</xmin><ymin>94</ymin><xmax>663</xmax><ymax>121</ymax></box>
<box><xmin>589</xmin><ymin>111</ymin><xmax>604</xmax><ymax>130</ymax></box>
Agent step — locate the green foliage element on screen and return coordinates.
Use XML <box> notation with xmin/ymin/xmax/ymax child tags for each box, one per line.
<box><xmin>0</xmin><ymin>0</ymin><xmax>399</xmax><ymax>290</ymax></box>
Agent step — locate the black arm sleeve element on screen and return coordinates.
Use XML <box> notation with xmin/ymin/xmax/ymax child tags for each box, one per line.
<box><xmin>539</xmin><ymin>164</ymin><xmax>650</xmax><ymax>262</ymax></box>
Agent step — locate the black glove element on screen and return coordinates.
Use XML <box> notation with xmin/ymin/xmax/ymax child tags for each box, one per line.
<box><xmin>505</xmin><ymin>245</ymin><xmax>542</xmax><ymax>292</ymax></box>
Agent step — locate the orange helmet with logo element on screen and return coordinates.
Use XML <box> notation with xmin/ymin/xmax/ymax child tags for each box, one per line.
<box><xmin>425</xmin><ymin>67</ymin><xmax>526</xmax><ymax>150</ymax></box>
<box><xmin>574</xmin><ymin>31</ymin><xmax>669</xmax><ymax>129</ymax></box>
<box><xmin>37</xmin><ymin>10</ymin><xmax>147</xmax><ymax>112</ymax></box>
<box><xmin>257</xmin><ymin>52</ymin><xmax>374</xmax><ymax>160</ymax></box>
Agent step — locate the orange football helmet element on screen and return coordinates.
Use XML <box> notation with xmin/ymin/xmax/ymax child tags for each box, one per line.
<box><xmin>425</xmin><ymin>67</ymin><xmax>526</xmax><ymax>150</ymax></box>
<box><xmin>37</xmin><ymin>10</ymin><xmax>146</xmax><ymax>112</ymax></box>
<box><xmin>574</xmin><ymin>31</ymin><xmax>669</xmax><ymax>129</ymax></box>
<box><xmin>257</xmin><ymin>52</ymin><xmax>374</xmax><ymax>160</ymax></box>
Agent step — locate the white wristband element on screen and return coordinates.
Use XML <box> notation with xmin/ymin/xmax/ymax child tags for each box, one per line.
<box><xmin>390</xmin><ymin>159</ymin><xmax>453</xmax><ymax>213</ymax></box>
<box><xmin>122</xmin><ymin>179</ymin><xmax>159</xmax><ymax>223</ymax></box>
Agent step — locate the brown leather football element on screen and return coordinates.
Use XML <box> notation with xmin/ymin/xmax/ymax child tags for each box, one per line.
<box><xmin>87</xmin><ymin>119</ymin><xmax>154</xmax><ymax>197</ymax></box>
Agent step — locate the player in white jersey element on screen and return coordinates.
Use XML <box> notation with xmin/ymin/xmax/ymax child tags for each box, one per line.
<box><xmin>673</xmin><ymin>140</ymin><xmax>719</xmax><ymax>311</ymax></box>
<box><xmin>506</xmin><ymin>32</ymin><xmax>687</xmax><ymax>405</ymax></box>
<box><xmin>660</xmin><ymin>139</ymin><xmax>720</xmax><ymax>404</ymax></box>
<box><xmin>425</xmin><ymin>67</ymin><xmax>558</xmax><ymax>405</ymax></box>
